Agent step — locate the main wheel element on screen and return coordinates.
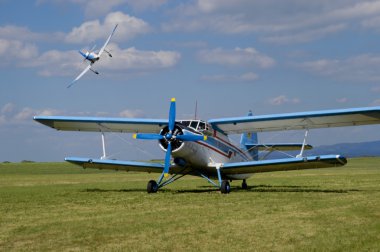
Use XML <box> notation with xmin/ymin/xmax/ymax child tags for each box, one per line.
<box><xmin>242</xmin><ymin>179</ymin><xmax>248</xmax><ymax>190</ymax></box>
<box><xmin>221</xmin><ymin>180</ymin><xmax>231</xmax><ymax>194</ymax></box>
<box><xmin>147</xmin><ymin>180</ymin><xmax>158</xmax><ymax>193</ymax></box>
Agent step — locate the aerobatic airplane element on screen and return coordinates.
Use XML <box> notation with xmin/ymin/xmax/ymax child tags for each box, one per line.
<box><xmin>67</xmin><ymin>24</ymin><xmax>118</xmax><ymax>88</ymax></box>
<box><xmin>34</xmin><ymin>98</ymin><xmax>380</xmax><ymax>193</ymax></box>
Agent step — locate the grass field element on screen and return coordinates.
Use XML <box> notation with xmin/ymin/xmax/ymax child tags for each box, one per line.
<box><xmin>0</xmin><ymin>158</ymin><xmax>379</xmax><ymax>251</ymax></box>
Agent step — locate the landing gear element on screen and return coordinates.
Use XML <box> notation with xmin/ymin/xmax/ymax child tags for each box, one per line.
<box><xmin>147</xmin><ymin>180</ymin><xmax>158</xmax><ymax>193</ymax></box>
<box><xmin>220</xmin><ymin>180</ymin><xmax>230</xmax><ymax>194</ymax></box>
<box><xmin>242</xmin><ymin>179</ymin><xmax>248</xmax><ymax>189</ymax></box>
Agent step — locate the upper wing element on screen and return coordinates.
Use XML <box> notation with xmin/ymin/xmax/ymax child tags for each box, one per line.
<box><xmin>98</xmin><ymin>24</ymin><xmax>118</xmax><ymax>57</ymax></box>
<box><xmin>33</xmin><ymin>116</ymin><xmax>168</xmax><ymax>133</ymax></box>
<box><xmin>220</xmin><ymin>155</ymin><xmax>347</xmax><ymax>175</ymax></box>
<box><xmin>208</xmin><ymin>107</ymin><xmax>380</xmax><ymax>134</ymax></box>
<box><xmin>68</xmin><ymin>64</ymin><xmax>92</xmax><ymax>88</ymax></box>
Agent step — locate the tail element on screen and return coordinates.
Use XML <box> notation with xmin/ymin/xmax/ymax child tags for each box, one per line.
<box><xmin>240</xmin><ymin>110</ymin><xmax>258</xmax><ymax>160</ymax></box>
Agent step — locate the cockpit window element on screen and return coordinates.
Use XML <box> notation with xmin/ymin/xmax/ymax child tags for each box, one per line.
<box><xmin>180</xmin><ymin>120</ymin><xmax>209</xmax><ymax>132</ymax></box>
<box><xmin>190</xmin><ymin>121</ymin><xmax>199</xmax><ymax>129</ymax></box>
<box><xmin>198</xmin><ymin>122</ymin><xmax>206</xmax><ymax>130</ymax></box>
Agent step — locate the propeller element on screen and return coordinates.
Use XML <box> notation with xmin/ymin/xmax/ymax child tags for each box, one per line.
<box><xmin>133</xmin><ymin>98</ymin><xmax>207</xmax><ymax>178</ymax></box>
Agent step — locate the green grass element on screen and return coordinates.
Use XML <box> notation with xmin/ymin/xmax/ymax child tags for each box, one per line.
<box><xmin>0</xmin><ymin>158</ymin><xmax>379</xmax><ymax>251</ymax></box>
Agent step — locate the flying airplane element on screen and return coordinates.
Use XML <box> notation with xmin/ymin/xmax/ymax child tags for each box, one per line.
<box><xmin>67</xmin><ymin>24</ymin><xmax>118</xmax><ymax>88</ymax></box>
<box><xmin>34</xmin><ymin>98</ymin><xmax>380</xmax><ymax>194</ymax></box>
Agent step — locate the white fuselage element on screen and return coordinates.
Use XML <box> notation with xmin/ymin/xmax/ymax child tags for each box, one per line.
<box><xmin>160</xmin><ymin>121</ymin><xmax>253</xmax><ymax>180</ymax></box>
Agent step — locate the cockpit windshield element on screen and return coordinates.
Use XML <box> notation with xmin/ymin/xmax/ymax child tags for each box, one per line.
<box><xmin>180</xmin><ymin>120</ymin><xmax>209</xmax><ymax>132</ymax></box>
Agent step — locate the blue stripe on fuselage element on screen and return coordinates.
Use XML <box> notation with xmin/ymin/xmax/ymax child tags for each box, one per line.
<box><xmin>200</xmin><ymin>136</ymin><xmax>251</xmax><ymax>161</ymax></box>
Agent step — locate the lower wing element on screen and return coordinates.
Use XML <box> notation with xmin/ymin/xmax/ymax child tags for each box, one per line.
<box><xmin>68</xmin><ymin>64</ymin><xmax>92</xmax><ymax>88</ymax></box>
<box><xmin>220</xmin><ymin>155</ymin><xmax>347</xmax><ymax>174</ymax></box>
<box><xmin>66</xmin><ymin>157</ymin><xmax>165</xmax><ymax>173</ymax></box>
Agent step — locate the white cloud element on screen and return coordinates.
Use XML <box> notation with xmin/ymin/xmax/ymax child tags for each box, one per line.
<box><xmin>0</xmin><ymin>25</ymin><xmax>64</xmax><ymax>42</ymax></box>
<box><xmin>337</xmin><ymin>98</ymin><xmax>349</xmax><ymax>103</ymax></box>
<box><xmin>162</xmin><ymin>1</ymin><xmax>380</xmax><ymax>43</ymax></box>
<box><xmin>297</xmin><ymin>54</ymin><xmax>380</xmax><ymax>82</ymax></box>
<box><xmin>201</xmin><ymin>72</ymin><xmax>258</xmax><ymax>82</ymax></box>
<box><xmin>98</xmin><ymin>44</ymin><xmax>181</xmax><ymax>71</ymax></box>
<box><xmin>119</xmin><ymin>109</ymin><xmax>145</xmax><ymax>118</ymax></box>
<box><xmin>65</xmin><ymin>12</ymin><xmax>150</xmax><ymax>44</ymax></box>
<box><xmin>0</xmin><ymin>103</ymin><xmax>62</xmax><ymax>126</ymax></box>
<box><xmin>263</xmin><ymin>24</ymin><xmax>347</xmax><ymax>44</ymax></box>
<box><xmin>0</xmin><ymin>39</ymin><xmax>39</xmax><ymax>65</ymax></box>
<box><xmin>198</xmin><ymin>47</ymin><xmax>275</xmax><ymax>68</ymax></box>
<box><xmin>269</xmin><ymin>95</ymin><xmax>300</xmax><ymax>106</ymax></box>
<box><xmin>20</xmin><ymin>43</ymin><xmax>180</xmax><ymax>77</ymax></box>
<box><xmin>371</xmin><ymin>99</ymin><xmax>380</xmax><ymax>106</ymax></box>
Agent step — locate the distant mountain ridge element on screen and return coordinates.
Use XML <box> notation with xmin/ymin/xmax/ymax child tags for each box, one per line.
<box><xmin>262</xmin><ymin>140</ymin><xmax>380</xmax><ymax>159</ymax></box>
<box><xmin>309</xmin><ymin>140</ymin><xmax>380</xmax><ymax>158</ymax></box>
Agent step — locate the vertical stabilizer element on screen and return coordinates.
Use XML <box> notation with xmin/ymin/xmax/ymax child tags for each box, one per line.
<box><xmin>240</xmin><ymin>110</ymin><xmax>258</xmax><ymax>160</ymax></box>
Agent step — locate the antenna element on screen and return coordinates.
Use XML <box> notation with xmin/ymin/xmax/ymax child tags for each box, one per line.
<box><xmin>194</xmin><ymin>100</ymin><xmax>198</xmax><ymax>120</ymax></box>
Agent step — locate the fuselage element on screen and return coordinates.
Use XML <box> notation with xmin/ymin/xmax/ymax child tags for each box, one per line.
<box><xmin>159</xmin><ymin>119</ymin><xmax>253</xmax><ymax>180</ymax></box>
<box><xmin>81</xmin><ymin>51</ymin><xmax>100</xmax><ymax>64</ymax></box>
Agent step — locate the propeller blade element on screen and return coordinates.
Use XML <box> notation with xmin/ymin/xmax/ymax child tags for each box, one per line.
<box><xmin>168</xmin><ymin>98</ymin><xmax>176</xmax><ymax>132</ymax></box>
<box><xmin>176</xmin><ymin>134</ymin><xmax>207</xmax><ymax>142</ymax></box>
<box><xmin>164</xmin><ymin>142</ymin><xmax>172</xmax><ymax>178</ymax></box>
<box><xmin>133</xmin><ymin>133</ymin><xmax>163</xmax><ymax>140</ymax></box>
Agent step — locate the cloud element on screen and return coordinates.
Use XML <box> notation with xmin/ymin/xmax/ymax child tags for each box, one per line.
<box><xmin>336</xmin><ymin>98</ymin><xmax>349</xmax><ymax>103</ymax></box>
<box><xmin>0</xmin><ymin>25</ymin><xmax>64</xmax><ymax>42</ymax></box>
<box><xmin>119</xmin><ymin>109</ymin><xmax>145</xmax><ymax>118</ymax></box>
<box><xmin>162</xmin><ymin>1</ymin><xmax>380</xmax><ymax>43</ymax></box>
<box><xmin>198</xmin><ymin>47</ymin><xmax>275</xmax><ymax>68</ymax></box>
<box><xmin>262</xmin><ymin>24</ymin><xmax>347</xmax><ymax>44</ymax></box>
<box><xmin>21</xmin><ymin>43</ymin><xmax>180</xmax><ymax>77</ymax></box>
<box><xmin>37</xmin><ymin>0</ymin><xmax>168</xmax><ymax>17</ymax></box>
<box><xmin>0</xmin><ymin>103</ymin><xmax>148</xmax><ymax>127</ymax></box>
<box><xmin>297</xmin><ymin>54</ymin><xmax>380</xmax><ymax>82</ymax></box>
<box><xmin>97</xmin><ymin>44</ymin><xmax>181</xmax><ymax>71</ymax></box>
<box><xmin>201</xmin><ymin>72</ymin><xmax>258</xmax><ymax>82</ymax></box>
<box><xmin>65</xmin><ymin>12</ymin><xmax>150</xmax><ymax>44</ymax></box>
<box><xmin>269</xmin><ymin>95</ymin><xmax>300</xmax><ymax>106</ymax></box>
<box><xmin>0</xmin><ymin>39</ymin><xmax>39</xmax><ymax>65</ymax></box>
<box><xmin>0</xmin><ymin>103</ymin><xmax>62</xmax><ymax>127</ymax></box>
<box><xmin>371</xmin><ymin>99</ymin><xmax>380</xmax><ymax>106</ymax></box>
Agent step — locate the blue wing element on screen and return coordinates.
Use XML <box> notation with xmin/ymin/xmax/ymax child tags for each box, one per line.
<box><xmin>66</xmin><ymin>157</ymin><xmax>164</xmax><ymax>173</ymax></box>
<box><xmin>33</xmin><ymin>116</ymin><xmax>168</xmax><ymax>133</ymax></box>
<box><xmin>209</xmin><ymin>107</ymin><xmax>380</xmax><ymax>134</ymax></box>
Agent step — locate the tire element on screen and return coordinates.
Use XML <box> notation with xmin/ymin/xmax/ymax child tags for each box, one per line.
<box><xmin>221</xmin><ymin>180</ymin><xmax>230</xmax><ymax>194</ymax></box>
<box><xmin>242</xmin><ymin>180</ymin><xmax>248</xmax><ymax>190</ymax></box>
<box><xmin>147</xmin><ymin>180</ymin><xmax>158</xmax><ymax>193</ymax></box>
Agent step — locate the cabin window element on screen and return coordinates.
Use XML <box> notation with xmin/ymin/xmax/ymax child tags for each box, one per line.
<box><xmin>190</xmin><ymin>121</ymin><xmax>199</xmax><ymax>129</ymax></box>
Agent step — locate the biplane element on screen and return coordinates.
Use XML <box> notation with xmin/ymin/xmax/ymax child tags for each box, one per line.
<box><xmin>34</xmin><ymin>99</ymin><xmax>380</xmax><ymax>193</ymax></box>
<box><xmin>67</xmin><ymin>24</ymin><xmax>118</xmax><ymax>88</ymax></box>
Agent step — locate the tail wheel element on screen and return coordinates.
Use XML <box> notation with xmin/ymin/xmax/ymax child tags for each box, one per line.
<box><xmin>147</xmin><ymin>180</ymin><xmax>158</xmax><ymax>193</ymax></box>
<box><xmin>221</xmin><ymin>181</ymin><xmax>230</xmax><ymax>194</ymax></box>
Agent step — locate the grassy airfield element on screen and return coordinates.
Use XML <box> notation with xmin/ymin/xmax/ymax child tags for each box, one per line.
<box><xmin>0</xmin><ymin>158</ymin><xmax>379</xmax><ymax>251</ymax></box>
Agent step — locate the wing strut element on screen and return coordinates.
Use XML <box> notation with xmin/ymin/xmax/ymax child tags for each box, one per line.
<box><xmin>296</xmin><ymin>129</ymin><xmax>309</xmax><ymax>158</ymax></box>
<box><xmin>101</xmin><ymin>132</ymin><xmax>107</xmax><ymax>160</ymax></box>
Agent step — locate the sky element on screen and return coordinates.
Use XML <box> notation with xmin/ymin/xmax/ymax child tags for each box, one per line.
<box><xmin>1</xmin><ymin>0</ymin><xmax>380</xmax><ymax>162</ymax></box>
